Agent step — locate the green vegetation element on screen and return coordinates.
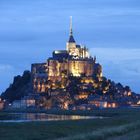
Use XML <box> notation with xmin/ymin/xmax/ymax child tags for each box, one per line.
<box><xmin>0</xmin><ymin>108</ymin><xmax>140</xmax><ymax>140</ymax></box>
<box><xmin>1</xmin><ymin>71</ymin><xmax>31</xmax><ymax>102</ymax></box>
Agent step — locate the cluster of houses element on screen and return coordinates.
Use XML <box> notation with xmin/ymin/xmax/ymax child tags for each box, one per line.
<box><xmin>0</xmin><ymin>96</ymin><xmax>36</xmax><ymax>110</ymax></box>
<box><xmin>0</xmin><ymin>93</ymin><xmax>139</xmax><ymax>111</ymax></box>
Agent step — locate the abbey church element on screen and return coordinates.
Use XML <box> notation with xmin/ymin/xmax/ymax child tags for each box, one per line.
<box><xmin>31</xmin><ymin>17</ymin><xmax>102</xmax><ymax>94</ymax></box>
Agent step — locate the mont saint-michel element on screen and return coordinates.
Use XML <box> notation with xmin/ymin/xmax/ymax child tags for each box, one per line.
<box><xmin>0</xmin><ymin>18</ymin><xmax>140</xmax><ymax>110</ymax></box>
<box><xmin>1</xmin><ymin>0</ymin><xmax>140</xmax><ymax>139</ymax></box>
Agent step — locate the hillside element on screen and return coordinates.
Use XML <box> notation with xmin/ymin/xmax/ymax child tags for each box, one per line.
<box><xmin>1</xmin><ymin>71</ymin><xmax>31</xmax><ymax>102</ymax></box>
<box><xmin>1</xmin><ymin>69</ymin><xmax>139</xmax><ymax>107</ymax></box>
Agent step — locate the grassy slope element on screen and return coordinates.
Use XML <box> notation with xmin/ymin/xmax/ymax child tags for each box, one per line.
<box><xmin>0</xmin><ymin>108</ymin><xmax>140</xmax><ymax>140</ymax></box>
<box><xmin>107</xmin><ymin>129</ymin><xmax>140</xmax><ymax>140</ymax></box>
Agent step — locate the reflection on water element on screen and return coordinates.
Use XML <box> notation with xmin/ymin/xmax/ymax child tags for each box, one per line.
<box><xmin>0</xmin><ymin>113</ymin><xmax>104</xmax><ymax>122</ymax></box>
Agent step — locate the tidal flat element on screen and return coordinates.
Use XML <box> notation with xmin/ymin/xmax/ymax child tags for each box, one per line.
<box><xmin>0</xmin><ymin>108</ymin><xmax>140</xmax><ymax>140</ymax></box>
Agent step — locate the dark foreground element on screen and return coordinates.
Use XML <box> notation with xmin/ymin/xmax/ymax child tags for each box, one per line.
<box><xmin>0</xmin><ymin>108</ymin><xmax>140</xmax><ymax>140</ymax></box>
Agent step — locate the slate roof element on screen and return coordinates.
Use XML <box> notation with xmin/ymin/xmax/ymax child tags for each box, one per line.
<box><xmin>68</xmin><ymin>35</ymin><xmax>75</xmax><ymax>43</ymax></box>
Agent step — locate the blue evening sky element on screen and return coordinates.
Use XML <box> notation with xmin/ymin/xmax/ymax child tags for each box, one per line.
<box><xmin>0</xmin><ymin>0</ymin><xmax>140</xmax><ymax>93</ymax></box>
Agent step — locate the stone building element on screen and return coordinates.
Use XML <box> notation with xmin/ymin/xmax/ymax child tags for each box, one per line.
<box><xmin>31</xmin><ymin>17</ymin><xmax>102</xmax><ymax>94</ymax></box>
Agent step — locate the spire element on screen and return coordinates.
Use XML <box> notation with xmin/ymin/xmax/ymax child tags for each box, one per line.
<box><xmin>68</xmin><ymin>16</ymin><xmax>75</xmax><ymax>43</ymax></box>
<box><xmin>94</xmin><ymin>56</ymin><xmax>96</xmax><ymax>63</ymax></box>
<box><xmin>70</xmin><ymin>16</ymin><xmax>73</xmax><ymax>36</ymax></box>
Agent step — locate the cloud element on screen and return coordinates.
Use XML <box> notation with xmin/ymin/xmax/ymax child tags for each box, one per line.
<box><xmin>90</xmin><ymin>47</ymin><xmax>140</xmax><ymax>92</ymax></box>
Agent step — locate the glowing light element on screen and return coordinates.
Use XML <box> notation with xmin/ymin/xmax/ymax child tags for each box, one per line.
<box><xmin>103</xmin><ymin>102</ymin><xmax>108</xmax><ymax>108</ymax></box>
<box><xmin>137</xmin><ymin>100</ymin><xmax>140</xmax><ymax>105</ymax></box>
<box><xmin>128</xmin><ymin>91</ymin><xmax>132</xmax><ymax>96</ymax></box>
<box><xmin>112</xmin><ymin>103</ymin><xmax>116</xmax><ymax>108</ymax></box>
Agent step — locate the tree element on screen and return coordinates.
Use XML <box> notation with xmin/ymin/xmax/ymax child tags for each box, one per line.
<box><xmin>67</xmin><ymin>76</ymin><xmax>81</xmax><ymax>99</ymax></box>
<box><xmin>1</xmin><ymin>70</ymin><xmax>31</xmax><ymax>102</ymax></box>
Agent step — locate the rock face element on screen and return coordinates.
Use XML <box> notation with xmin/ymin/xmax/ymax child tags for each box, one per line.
<box><xmin>1</xmin><ymin>71</ymin><xmax>31</xmax><ymax>102</ymax></box>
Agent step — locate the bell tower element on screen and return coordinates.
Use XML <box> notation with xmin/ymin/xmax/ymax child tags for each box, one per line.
<box><xmin>66</xmin><ymin>16</ymin><xmax>77</xmax><ymax>55</ymax></box>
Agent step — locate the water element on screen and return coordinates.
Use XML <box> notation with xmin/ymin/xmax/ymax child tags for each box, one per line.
<box><xmin>0</xmin><ymin>113</ymin><xmax>104</xmax><ymax>122</ymax></box>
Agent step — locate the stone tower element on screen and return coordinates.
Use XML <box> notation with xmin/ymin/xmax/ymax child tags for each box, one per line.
<box><xmin>66</xmin><ymin>16</ymin><xmax>78</xmax><ymax>56</ymax></box>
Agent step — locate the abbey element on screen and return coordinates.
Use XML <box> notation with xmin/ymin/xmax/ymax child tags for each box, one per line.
<box><xmin>31</xmin><ymin>17</ymin><xmax>102</xmax><ymax>94</ymax></box>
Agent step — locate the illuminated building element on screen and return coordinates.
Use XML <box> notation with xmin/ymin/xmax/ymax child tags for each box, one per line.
<box><xmin>31</xmin><ymin>17</ymin><xmax>102</xmax><ymax>94</ymax></box>
<box><xmin>0</xmin><ymin>99</ymin><xmax>4</xmax><ymax>110</ymax></box>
